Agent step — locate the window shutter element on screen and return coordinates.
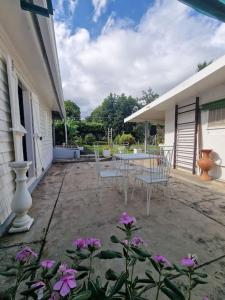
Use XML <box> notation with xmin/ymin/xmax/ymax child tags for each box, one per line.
<box><xmin>31</xmin><ymin>93</ymin><xmax>43</xmax><ymax>176</ymax></box>
<box><xmin>6</xmin><ymin>56</ymin><xmax>26</xmax><ymax>161</ymax></box>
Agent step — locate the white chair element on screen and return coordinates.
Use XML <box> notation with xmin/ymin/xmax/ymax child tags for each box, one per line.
<box><xmin>131</xmin><ymin>146</ymin><xmax>173</xmax><ymax>215</ymax></box>
<box><xmin>94</xmin><ymin>148</ymin><xmax>125</xmax><ymax>201</ymax></box>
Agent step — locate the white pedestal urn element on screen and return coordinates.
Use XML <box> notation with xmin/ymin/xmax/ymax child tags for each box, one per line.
<box><xmin>9</xmin><ymin>161</ymin><xmax>34</xmax><ymax>233</ymax></box>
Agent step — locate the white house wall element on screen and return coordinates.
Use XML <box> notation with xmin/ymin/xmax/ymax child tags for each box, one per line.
<box><xmin>0</xmin><ymin>57</ymin><xmax>15</xmax><ymax>224</ymax></box>
<box><xmin>164</xmin><ymin>83</ymin><xmax>225</xmax><ymax>181</ymax></box>
<box><xmin>0</xmin><ymin>41</ymin><xmax>54</xmax><ymax>225</ymax></box>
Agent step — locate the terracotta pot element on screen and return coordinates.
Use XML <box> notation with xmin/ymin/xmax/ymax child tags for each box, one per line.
<box><xmin>197</xmin><ymin>149</ymin><xmax>214</xmax><ymax>181</ymax></box>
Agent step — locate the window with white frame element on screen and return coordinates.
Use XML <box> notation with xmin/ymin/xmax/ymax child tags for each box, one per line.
<box><xmin>208</xmin><ymin>107</ymin><xmax>225</xmax><ymax>128</ymax></box>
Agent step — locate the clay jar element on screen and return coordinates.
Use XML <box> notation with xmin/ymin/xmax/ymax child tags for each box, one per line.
<box><xmin>197</xmin><ymin>149</ymin><xmax>214</xmax><ymax>181</ymax></box>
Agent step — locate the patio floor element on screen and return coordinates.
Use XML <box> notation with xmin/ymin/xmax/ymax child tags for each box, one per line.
<box><xmin>1</xmin><ymin>162</ymin><xmax>225</xmax><ymax>299</ymax></box>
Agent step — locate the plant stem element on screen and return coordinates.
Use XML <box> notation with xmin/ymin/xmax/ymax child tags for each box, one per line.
<box><xmin>88</xmin><ymin>253</ymin><xmax>93</xmax><ymax>283</ymax></box>
<box><xmin>188</xmin><ymin>273</ymin><xmax>192</xmax><ymax>300</ymax></box>
<box><xmin>155</xmin><ymin>272</ymin><xmax>161</xmax><ymax>300</ymax></box>
<box><xmin>130</xmin><ymin>264</ymin><xmax>134</xmax><ymax>285</ymax></box>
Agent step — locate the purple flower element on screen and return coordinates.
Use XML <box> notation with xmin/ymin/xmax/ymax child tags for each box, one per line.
<box><xmin>16</xmin><ymin>247</ymin><xmax>37</xmax><ymax>263</ymax></box>
<box><xmin>153</xmin><ymin>255</ymin><xmax>171</xmax><ymax>267</ymax></box>
<box><xmin>119</xmin><ymin>212</ymin><xmax>136</xmax><ymax>226</ymax></box>
<box><xmin>86</xmin><ymin>238</ymin><xmax>101</xmax><ymax>250</ymax></box>
<box><xmin>181</xmin><ymin>257</ymin><xmax>196</xmax><ymax>268</ymax></box>
<box><xmin>49</xmin><ymin>291</ymin><xmax>60</xmax><ymax>300</ymax></box>
<box><xmin>54</xmin><ymin>275</ymin><xmax>77</xmax><ymax>297</ymax></box>
<box><xmin>131</xmin><ymin>236</ymin><xmax>144</xmax><ymax>248</ymax></box>
<box><xmin>73</xmin><ymin>238</ymin><xmax>87</xmax><ymax>250</ymax></box>
<box><xmin>40</xmin><ymin>259</ymin><xmax>55</xmax><ymax>269</ymax></box>
<box><xmin>122</xmin><ymin>239</ymin><xmax>129</xmax><ymax>246</ymax></box>
<box><xmin>202</xmin><ymin>297</ymin><xmax>209</xmax><ymax>300</ymax></box>
<box><xmin>31</xmin><ymin>281</ymin><xmax>45</xmax><ymax>289</ymax></box>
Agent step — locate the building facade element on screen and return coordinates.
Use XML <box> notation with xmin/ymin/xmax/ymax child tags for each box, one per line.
<box><xmin>0</xmin><ymin>1</ymin><xmax>65</xmax><ymax>231</ymax></box>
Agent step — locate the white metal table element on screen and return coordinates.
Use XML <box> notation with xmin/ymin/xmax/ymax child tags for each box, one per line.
<box><xmin>114</xmin><ymin>153</ymin><xmax>159</xmax><ymax>205</ymax></box>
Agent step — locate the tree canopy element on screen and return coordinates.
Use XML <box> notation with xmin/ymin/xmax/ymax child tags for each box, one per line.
<box><xmin>65</xmin><ymin>100</ymin><xmax>81</xmax><ymax>120</ymax></box>
<box><xmin>197</xmin><ymin>61</ymin><xmax>213</xmax><ymax>72</ymax></box>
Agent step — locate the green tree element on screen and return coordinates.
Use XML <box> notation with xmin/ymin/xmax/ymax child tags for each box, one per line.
<box><xmin>197</xmin><ymin>60</ymin><xmax>213</xmax><ymax>72</ymax></box>
<box><xmin>138</xmin><ymin>88</ymin><xmax>159</xmax><ymax>106</ymax></box>
<box><xmin>89</xmin><ymin>93</ymin><xmax>141</xmax><ymax>137</ymax></box>
<box><xmin>65</xmin><ymin>100</ymin><xmax>81</xmax><ymax>120</ymax></box>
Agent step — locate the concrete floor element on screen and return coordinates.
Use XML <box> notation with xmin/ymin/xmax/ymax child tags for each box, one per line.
<box><xmin>1</xmin><ymin>162</ymin><xmax>225</xmax><ymax>299</ymax></box>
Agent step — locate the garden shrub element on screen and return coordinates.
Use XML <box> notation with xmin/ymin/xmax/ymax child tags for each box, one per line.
<box><xmin>84</xmin><ymin>133</ymin><xmax>96</xmax><ymax>145</ymax></box>
<box><xmin>0</xmin><ymin>213</ymin><xmax>209</xmax><ymax>300</ymax></box>
<box><xmin>119</xmin><ymin>133</ymin><xmax>135</xmax><ymax>145</ymax></box>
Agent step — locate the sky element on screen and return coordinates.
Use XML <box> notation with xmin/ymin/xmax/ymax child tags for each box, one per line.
<box><xmin>52</xmin><ymin>0</ymin><xmax>225</xmax><ymax>117</ymax></box>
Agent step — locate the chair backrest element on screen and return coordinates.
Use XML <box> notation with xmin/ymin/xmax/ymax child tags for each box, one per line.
<box><xmin>147</xmin><ymin>146</ymin><xmax>173</xmax><ymax>181</ymax></box>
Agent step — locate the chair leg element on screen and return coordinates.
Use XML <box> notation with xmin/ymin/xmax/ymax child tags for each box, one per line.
<box><xmin>131</xmin><ymin>177</ymin><xmax>137</xmax><ymax>202</ymax></box>
<box><xmin>146</xmin><ymin>185</ymin><xmax>152</xmax><ymax>216</ymax></box>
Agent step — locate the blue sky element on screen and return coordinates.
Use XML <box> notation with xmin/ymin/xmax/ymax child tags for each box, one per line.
<box><xmin>53</xmin><ymin>0</ymin><xmax>154</xmax><ymax>38</ymax></box>
<box><xmin>52</xmin><ymin>0</ymin><xmax>225</xmax><ymax>116</ymax></box>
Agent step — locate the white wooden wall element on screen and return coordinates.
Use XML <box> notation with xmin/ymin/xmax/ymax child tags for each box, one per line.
<box><xmin>0</xmin><ymin>58</ymin><xmax>15</xmax><ymax>224</ymax></box>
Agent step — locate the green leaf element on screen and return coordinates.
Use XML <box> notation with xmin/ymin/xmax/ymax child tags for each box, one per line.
<box><xmin>108</xmin><ymin>272</ymin><xmax>127</xmax><ymax>297</ymax></box>
<box><xmin>72</xmin><ymin>290</ymin><xmax>92</xmax><ymax>300</ymax></box>
<box><xmin>131</xmin><ymin>247</ymin><xmax>151</xmax><ymax>258</ymax></box>
<box><xmin>76</xmin><ymin>272</ymin><xmax>89</xmax><ymax>280</ymax></box>
<box><xmin>95</xmin><ymin>250</ymin><xmax>123</xmax><ymax>259</ymax></box>
<box><xmin>163</xmin><ymin>278</ymin><xmax>185</xmax><ymax>300</ymax></box>
<box><xmin>149</xmin><ymin>258</ymin><xmax>160</xmax><ymax>273</ymax></box>
<box><xmin>66</xmin><ymin>249</ymin><xmax>76</xmax><ymax>254</ymax></box>
<box><xmin>0</xmin><ymin>270</ymin><xmax>17</xmax><ymax>277</ymax></box>
<box><xmin>192</xmin><ymin>277</ymin><xmax>208</xmax><ymax>285</ymax></box>
<box><xmin>193</xmin><ymin>272</ymin><xmax>208</xmax><ymax>278</ymax></box>
<box><xmin>110</xmin><ymin>235</ymin><xmax>120</xmax><ymax>243</ymax></box>
<box><xmin>161</xmin><ymin>287</ymin><xmax>179</xmax><ymax>300</ymax></box>
<box><xmin>50</xmin><ymin>261</ymin><xmax>61</xmax><ymax>275</ymax></box>
<box><xmin>105</xmin><ymin>269</ymin><xmax>119</xmax><ymax>281</ymax></box>
<box><xmin>145</xmin><ymin>270</ymin><xmax>155</xmax><ymax>283</ymax></box>
<box><xmin>76</xmin><ymin>265</ymin><xmax>90</xmax><ymax>272</ymax></box>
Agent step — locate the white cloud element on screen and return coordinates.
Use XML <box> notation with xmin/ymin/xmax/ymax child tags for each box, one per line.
<box><xmin>54</xmin><ymin>0</ymin><xmax>78</xmax><ymax>19</ymax></box>
<box><xmin>92</xmin><ymin>0</ymin><xmax>108</xmax><ymax>22</ymax></box>
<box><xmin>54</xmin><ymin>0</ymin><xmax>225</xmax><ymax>117</ymax></box>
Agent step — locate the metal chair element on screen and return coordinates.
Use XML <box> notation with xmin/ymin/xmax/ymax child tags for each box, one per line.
<box><xmin>94</xmin><ymin>148</ymin><xmax>125</xmax><ymax>201</ymax></box>
<box><xmin>131</xmin><ymin>146</ymin><xmax>173</xmax><ymax>215</ymax></box>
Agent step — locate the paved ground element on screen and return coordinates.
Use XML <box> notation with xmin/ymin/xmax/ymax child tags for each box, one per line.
<box><xmin>1</xmin><ymin>162</ymin><xmax>225</xmax><ymax>299</ymax></box>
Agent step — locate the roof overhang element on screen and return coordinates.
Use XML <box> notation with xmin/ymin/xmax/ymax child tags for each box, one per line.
<box><xmin>125</xmin><ymin>54</ymin><xmax>225</xmax><ymax>123</ymax></box>
<box><xmin>0</xmin><ymin>0</ymin><xmax>65</xmax><ymax>118</ymax></box>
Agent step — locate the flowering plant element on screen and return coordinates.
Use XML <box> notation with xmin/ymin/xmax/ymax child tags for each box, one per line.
<box><xmin>0</xmin><ymin>213</ymin><xmax>209</xmax><ymax>299</ymax></box>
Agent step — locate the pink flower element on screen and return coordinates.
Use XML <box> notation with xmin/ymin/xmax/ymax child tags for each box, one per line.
<box><xmin>54</xmin><ymin>275</ymin><xmax>77</xmax><ymax>297</ymax></box>
<box><xmin>131</xmin><ymin>236</ymin><xmax>144</xmax><ymax>248</ymax></box>
<box><xmin>40</xmin><ymin>259</ymin><xmax>55</xmax><ymax>269</ymax></box>
<box><xmin>59</xmin><ymin>263</ymin><xmax>68</xmax><ymax>274</ymax></box>
<box><xmin>202</xmin><ymin>297</ymin><xmax>209</xmax><ymax>300</ymax></box>
<box><xmin>86</xmin><ymin>238</ymin><xmax>101</xmax><ymax>250</ymax></box>
<box><xmin>73</xmin><ymin>238</ymin><xmax>87</xmax><ymax>250</ymax></box>
<box><xmin>181</xmin><ymin>257</ymin><xmax>196</xmax><ymax>268</ymax></box>
<box><xmin>122</xmin><ymin>239</ymin><xmax>129</xmax><ymax>246</ymax></box>
<box><xmin>153</xmin><ymin>255</ymin><xmax>171</xmax><ymax>267</ymax></box>
<box><xmin>119</xmin><ymin>212</ymin><xmax>136</xmax><ymax>226</ymax></box>
<box><xmin>49</xmin><ymin>291</ymin><xmax>60</xmax><ymax>300</ymax></box>
<box><xmin>16</xmin><ymin>247</ymin><xmax>37</xmax><ymax>263</ymax></box>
